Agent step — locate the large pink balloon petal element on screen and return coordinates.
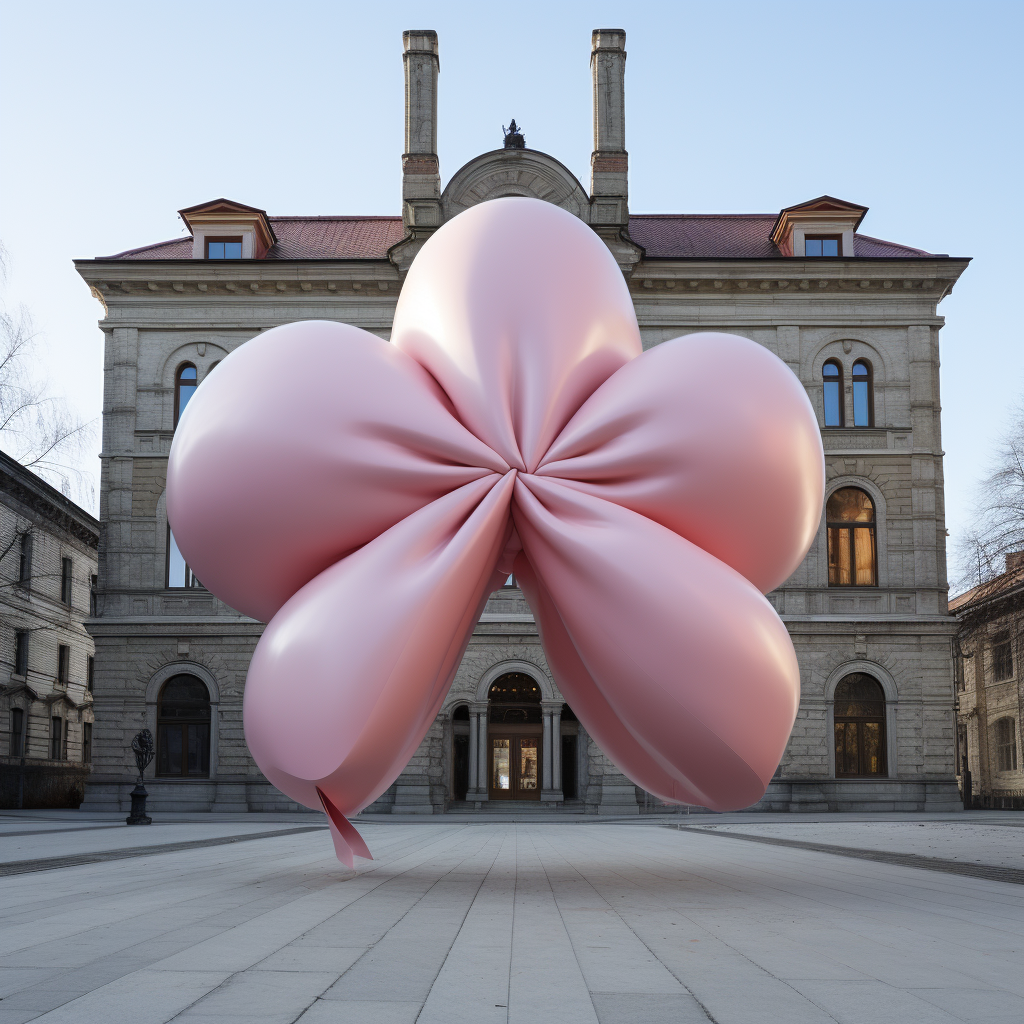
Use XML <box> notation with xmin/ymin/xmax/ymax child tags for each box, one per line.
<box><xmin>513</xmin><ymin>475</ymin><xmax>800</xmax><ymax>811</ymax></box>
<box><xmin>166</xmin><ymin>199</ymin><xmax>825</xmax><ymax>864</ymax></box>
<box><xmin>537</xmin><ymin>332</ymin><xmax>825</xmax><ymax>594</ymax></box>
<box><xmin>243</xmin><ymin>471</ymin><xmax>514</xmax><ymax>815</ymax></box>
<box><xmin>391</xmin><ymin>198</ymin><xmax>642</xmax><ymax>473</ymax></box>
<box><xmin>512</xmin><ymin>555</ymin><xmax>703</xmax><ymax>807</ymax></box>
<box><xmin>168</xmin><ymin>319</ymin><xmax>507</xmax><ymax>622</ymax></box>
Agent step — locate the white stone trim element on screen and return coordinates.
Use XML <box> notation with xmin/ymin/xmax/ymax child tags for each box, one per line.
<box><xmin>823</xmin><ymin>660</ymin><xmax>899</xmax><ymax>779</ymax></box>
<box><xmin>144</xmin><ymin>661</ymin><xmax>220</xmax><ymax>781</ymax></box>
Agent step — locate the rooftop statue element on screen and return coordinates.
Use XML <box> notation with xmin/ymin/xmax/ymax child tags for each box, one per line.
<box><xmin>503</xmin><ymin>119</ymin><xmax>525</xmax><ymax>149</ymax></box>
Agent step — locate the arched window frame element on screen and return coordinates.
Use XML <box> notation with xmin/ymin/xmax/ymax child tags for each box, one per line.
<box><xmin>155</xmin><ymin>674</ymin><xmax>212</xmax><ymax>778</ymax></box>
<box><xmin>851</xmin><ymin>359</ymin><xmax>874</xmax><ymax>427</ymax></box>
<box><xmin>826</xmin><ymin>487</ymin><xmax>878</xmax><ymax>587</ymax></box>
<box><xmin>825</xmin><ymin>663</ymin><xmax>898</xmax><ymax>779</ymax></box>
<box><xmin>144</xmin><ymin>663</ymin><xmax>220</xmax><ymax>780</ymax></box>
<box><xmin>173</xmin><ymin>363</ymin><xmax>198</xmax><ymax>428</ymax></box>
<box><xmin>832</xmin><ymin>673</ymin><xmax>888</xmax><ymax>777</ymax></box>
<box><xmin>822</xmin><ymin>359</ymin><xmax>844</xmax><ymax>427</ymax></box>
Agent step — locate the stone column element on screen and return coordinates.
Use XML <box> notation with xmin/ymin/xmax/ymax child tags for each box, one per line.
<box><xmin>542</xmin><ymin>709</ymin><xmax>553</xmax><ymax>791</ymax></box>
<box><xmin>467</xmin><ymin>709</ymin><xmax>479</xmax><ymax>794</ymax></box>
<box><xmin>401</xmin><ymin>30</ymin><xmax>442</xmax><ymax>238</ymax></box>
<box><xmin>473</xmin><ymin>702</ymin><xmax>489</xmax><ymax>801</ymax></box>
<box><xmin>551</xmin><ymin>706</ymin><xmax>563</xmax><ymax>793</ymax></box>
<box><xmin>541</xmin><ymin>701</ymin><xmax>562</xmax><ymax>801</ymax></box>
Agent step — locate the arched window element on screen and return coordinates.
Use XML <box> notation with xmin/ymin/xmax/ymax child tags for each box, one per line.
<box><xmin>156</xmin><ymin>675</ymin><xmax>211</xmax><ymax>777</ymax></box>
<box><xmin>174</xmin><ymin>364</ymin><xmax>197</xmax><ymax>427</ymax></box>
<box><xmin>834</xmin><ymin>673</ymin><xmax>887</xmax><ymax>777</ymax></box>
<box><xmin>488</xmin><ymin>673</ymin><xmax>541</xmax><ymax>723</ymax></box>
<box><xmin>827</xmin><ymin>488</ymin><xmax>877</xmax><ymax>586</ymax></box>
<box><xmin>852</xmin><ymin>359</ymin><xmax>873</xmax><ymax>427</ymax></box>
<box><xmin>822</xmin><ymin>360</ymin><xmax>843</xmax><ymax>427</ymax></box>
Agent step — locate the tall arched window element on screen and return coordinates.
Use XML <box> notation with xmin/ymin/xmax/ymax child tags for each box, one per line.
<box><xmin>834</xmin><ymin>673</ymin><xmax>887</xmax><ymax>777</ymax></box>
<box><xmin>174</xmin><ymin>364</ymin><xmax>197</xmax><ymax>427</ymax></box>
<box><xmin>822</xmin><ymin>360</ymin><xmax>843</xmax><ymax>427</ymax></box>
<box><xmin>156</xmin><ymin>675</ymin><xmax>211</xmax><ymax>777</ymax></box>
<box><xmin>852</xmin><ymin>359</ymin><xmax>873</xmax><ymax>427</ymax></box>
<box><xmin>827</xmin><ymin>488</ymin><xmax>877</xmax><ymax>586</ymax></box>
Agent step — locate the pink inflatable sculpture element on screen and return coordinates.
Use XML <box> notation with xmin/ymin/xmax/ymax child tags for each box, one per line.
<box><xmin>167</xmin><ymin>198</ymin><xmax>824</xmax><ymax>866</ymax></box>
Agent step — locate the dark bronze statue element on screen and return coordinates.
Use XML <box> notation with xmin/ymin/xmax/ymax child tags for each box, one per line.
<box><xmin>503</xmin><ymin>120</ymin><xmax>525</xmax><ymax>149</ymax></box>
<box><xmin>127</xmin><ymin>729</ymin><xmax>154</xmax><ymax>825</ymax></box>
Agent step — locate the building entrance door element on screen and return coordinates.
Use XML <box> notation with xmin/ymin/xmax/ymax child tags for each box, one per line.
<box><xmin>486</xmin><ymin>672</ymin><xmax>543</xmax><ymax>801</ymax></box>
<box><xmin>489</xmin><ymin>726</ymin><xmax>542</xmax><ymax>800</ymax></box>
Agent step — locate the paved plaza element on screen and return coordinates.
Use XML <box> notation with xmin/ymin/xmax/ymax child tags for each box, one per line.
<box><xmin>0</xmin><ymin>811</ymin><xmax>1021</xmax><ymax>1024</ymax></box>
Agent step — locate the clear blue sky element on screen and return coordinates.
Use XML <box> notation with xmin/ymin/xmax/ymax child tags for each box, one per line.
<box><xmin>1</xmin><ymin>0</ymin><xmax>1021</xmax><ymax>549</ymax></box>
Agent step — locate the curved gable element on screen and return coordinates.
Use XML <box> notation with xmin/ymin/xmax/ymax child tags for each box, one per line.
<box><xmin>442</xmin><ymin>149</ymin><xmax>590</xmax><ymax>223</ymax></box>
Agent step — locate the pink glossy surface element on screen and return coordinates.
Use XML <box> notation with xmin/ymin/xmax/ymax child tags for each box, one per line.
<box><xmin>167</xmin><ymin>197</ymin><xmax>824</xmax><ymax>865</ymax></box>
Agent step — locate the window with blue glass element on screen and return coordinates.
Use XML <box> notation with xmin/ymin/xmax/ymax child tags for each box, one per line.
<box><xmin>174</xmin><ymin>364</ymin><xmax>197</xmax><ymax>426</ymax></box>
<box><xmin>166</xmin><ymin>527</ymin><xmax>199</xmax><ymax>589</ymax></box>
<box><xmin>822</xmin><ymin>360</ymin><xmax>843</xmax><ymax>427</ymax></box>
<box><xmin>805</xmin><ymin>235</ymin><xmax>840</xmax><ymax>257</ymax></box>
<box><xmin>852</xmin><ymin>359</ymin><xmax>873</xmax><ymax>426</ymax></box>
<box><xmin>205</xmin><ymin>237</ymin><xmax>242</xmax><ymax>259</ymax></box>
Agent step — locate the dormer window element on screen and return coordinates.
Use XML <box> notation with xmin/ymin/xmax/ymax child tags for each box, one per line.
<box><xmin>804</xmin><ymin>236</ymin><xmax>840</xmax><ymax>257</ymax></box>
<box><xmin>770</xmin><ymin>196</ymin><xmax>868</xmax><ymax>257</ymax></box>
<box><xmin>178</xmin><ymin>198</ymin><xmax>276</xmax><ymax>260</ymax></box>
<box><xmin>206</xmin><ymin>237</ymin><xmax>242</xmax><ymax>259</ymax></box>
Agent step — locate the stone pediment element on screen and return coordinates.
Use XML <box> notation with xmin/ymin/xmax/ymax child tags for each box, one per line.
<box><xmin>442</xmin><ymin>149</ymin><xmax>591</xmax><ymax>223</ymax></box>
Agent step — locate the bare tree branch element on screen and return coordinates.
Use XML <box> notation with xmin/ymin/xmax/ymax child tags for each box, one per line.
<box><xmin>0</xmin><ymin>242</ymin><xmax>96</xmax><ymax>504</ymax></box>
<box><xmin>952</xmin><ymin>403</ymin><xmax>1024</xmax><ymax>592</ymax></box>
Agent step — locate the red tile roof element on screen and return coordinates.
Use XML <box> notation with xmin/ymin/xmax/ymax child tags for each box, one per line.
<box><xmin>628</xmin><ymin>214</ymin><xmax>933</xmax><ymax>259</ymax></box>
<box><xmin>104</xmin><ymin>213</ymin><xmax>935</xmax><ymax>261</ymax></box>
<box><xmin>109</xmin><ymin>216</ymin><xmax>405</xmax><ymax>260</ymax></box>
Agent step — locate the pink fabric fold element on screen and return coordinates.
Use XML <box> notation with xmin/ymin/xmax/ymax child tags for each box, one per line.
<box><xmin>167</xmin><ymin>197</ymin><xmax>824</xmax><ymax>865</ymax></box>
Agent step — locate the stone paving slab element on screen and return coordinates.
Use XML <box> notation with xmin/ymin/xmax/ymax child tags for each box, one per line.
<box><xmin>0</xmin><ymin>814</ymin><xmax>1020</xmax><ymax>1023</ymax></box>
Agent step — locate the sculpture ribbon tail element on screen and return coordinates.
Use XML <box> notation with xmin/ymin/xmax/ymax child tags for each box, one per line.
<box><xmin>317</xmin><ymin>787</ymin><xmax>373</xmax><ymax>869</ymax></box>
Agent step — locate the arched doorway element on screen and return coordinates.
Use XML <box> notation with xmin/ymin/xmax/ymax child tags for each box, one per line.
<box><xmin>156</xmin><ymin>674</ymin><xmax>211</xmax><ymax>777</ymax></box>
<box><xmin>488</xmin><ymin>673</ymin><xmax>541</xmax><ymax>800</ymax></box>
<box><xmin>834</xmin><ymin>673</ymin><xmax>887</xmax><ymax>777</ymax></box>
<box><xmin>451</xmin><ymin>705</ymin><xmax>470</xmax><ymax>801</ymax></box>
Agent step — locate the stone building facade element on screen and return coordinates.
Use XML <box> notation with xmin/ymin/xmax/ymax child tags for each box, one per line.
<box><xmin>75</xmin><ymin>28</ymin><xmax>969</xmax><ymax>814</ymax></box>
<box><xmin>952</xmin><ymin>555</ymin><xmax>1024</xmax><ymax>809</ymax></box>
<box><xmin>0</xmin><ymin>451</ymin><xmax>98</xmax><ymax>807</ymax></box>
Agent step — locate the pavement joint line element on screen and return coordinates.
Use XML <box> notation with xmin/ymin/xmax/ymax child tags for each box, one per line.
<box><xmin>0</xmin><ymin>824</ymin><xmax>145</xmax><ymax>839</ymax></box>
<box><xmin>673</xmin><ymin>825</ymin><xmax>1024</xmax><ymax>885</ymax></box>
<box><xmin>0</xmin><ymin>826</ymin><xmax>329</xmax><ymax>878</ymax></box>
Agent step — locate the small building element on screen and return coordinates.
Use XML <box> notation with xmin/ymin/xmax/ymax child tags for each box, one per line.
<box><xmin>74</xmin><ymin>28</ymin><xmax>969</xmax><ymax>815</ymax></box>
<box><xmin>952</xmin><ymin>554</ymin><xmax>1024</xmax><ymax>809</ymax></box>
<box><xmin>0</xmin><ymin>451</ymin><xmax>98</xmax><ymax>808</ymax></box>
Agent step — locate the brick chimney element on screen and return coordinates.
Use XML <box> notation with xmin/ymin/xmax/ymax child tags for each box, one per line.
<box><xmin>589</xmin><ymin>30</ymin><xmax>640</xmax><ymax>272</ymax></box>
<box><xmin>401</xmin><ymin>30</ymin><xmax>442</xmax><ymax>237</ymax></box>
<box><xmin>1006</xmin><ymin>551</ymin><xmax>1024</xmax><ymax>573</ymax></box>
<box><xmin>590</xmin><ymin>29</ymin><xmax>628</xmax><ymax>227</ymax></box>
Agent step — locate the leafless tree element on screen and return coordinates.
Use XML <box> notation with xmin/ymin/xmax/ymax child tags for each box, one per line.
<box><xmin>952</xmin><ymin>403</ymin><xmax>1024</xmax><ymax>591</ymax></box>
<box><xmin>0</xmin><ymin>243</ymin><xmax>96</xmax><ymax>503</ymax></box>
